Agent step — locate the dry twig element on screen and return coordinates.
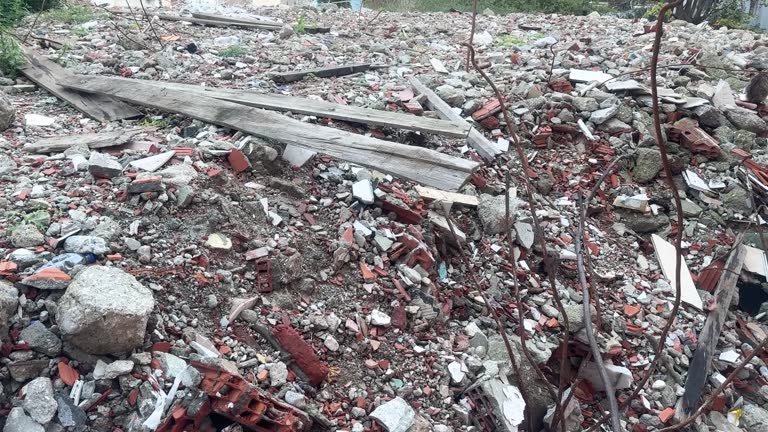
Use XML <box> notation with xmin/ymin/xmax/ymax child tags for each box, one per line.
<box><xmin>585</xmin><ymin>1</ymin><xmax>685</xmax><ymax>430</ymax></box>
<box><xmin>465</xmin><ymin>43</ymin><xmax>568</xmax><ymax>431</ymax></box>
<box><xmin>465</xmin><ymin>0</ymin><xmax>479</xmax><ymax>72</ymax></box>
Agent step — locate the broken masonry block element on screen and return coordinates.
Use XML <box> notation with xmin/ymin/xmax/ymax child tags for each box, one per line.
<box><xmin>271</xmin><ymin>324</ymin><xmax>329</xmax><ymax>386</ymax></box>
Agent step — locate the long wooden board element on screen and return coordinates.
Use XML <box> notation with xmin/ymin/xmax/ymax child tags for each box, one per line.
<box><xmin>190</xmin><ymin>12</ymin><xmax>282</xmax><ymax>29</ymax></box>
<box><xmin>271</xmin><ymin>64</ymin><xmax>371</xmax><ymax>83</ymax></box>
<box><xmin>408</xmin><ymin>76</ymin><xmax>500</xmax><ymax>161</ymax></box>
<box><xmin>23</xmin><ymin>129</ymin><xmax>144</xmax><ymax>153</ymax></box>
<box><xmin>153</xmin><ymin>14</ymin><xmax>278</xmax><ymax>30</ymax></box>
<box><xmin>20</xmin><ymin>50</ymin><xmax>141</xmax><ymax>122</ymax></box>
<box><xmin>59</xmin><ymin>76</ymin><xmax>469</xmax><ymax>138</ymax></box>
<box><xmin>61</xmin><ymin>76</ymin><xmax>479</xmax><ymax>191</ymax></box>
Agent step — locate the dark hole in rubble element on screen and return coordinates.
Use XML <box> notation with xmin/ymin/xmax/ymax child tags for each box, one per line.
<box><xmin>738</xmin><ymin>280</ymin><xmax>768</xmax><ymax>316</ymax></box>
<box><xmin>209</xmin><ymin>413</ymin><xmax>236</xmax><ymax>431</ymax></box>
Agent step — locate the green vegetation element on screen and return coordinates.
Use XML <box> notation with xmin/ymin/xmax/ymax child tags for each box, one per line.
<box><xmin>46</xmin><ymin>5</ymin><xmax>94</xmax><ymax>24</ymax></box>
<box><xmin>644</xmin><ymin>1</ymin><xmax>672</xmax><ymax>21</ymax></box>
<box><xmin>366</xmin><ymin>0</ymin><xmax>614</xmax><ymax>15</ymax></box>
<box><xmin>1</xmin><ymin>0</ymin><xmax>27</xmax><ymax>27</ymax></box>
<box><xmin>294</xmin><ymin>15</ymin><xmax>306</xmax><ymax>34</ymax></box>
<box><xmin>496</xmin><ymin>34</ymin><xmax>527</xmax><ymax>47</ymax></box>
<box><xmin>219</xmin><ymin>45</ymin><xmax>247</xmax><ymax>58</ymax></box>
<box><xmin>139</xmin><ymin>117</ymin><xmax>169</xmax><ymax>128</ymax></box>
<box><xmin>0</xmin><ymin>33</ymin><xmax>24</xmax><ymax>78</ymax></box>
<box><xmin>72</xmin><ymin>26</ymin><xmax>89</xmax><ymax>37</ymax></box>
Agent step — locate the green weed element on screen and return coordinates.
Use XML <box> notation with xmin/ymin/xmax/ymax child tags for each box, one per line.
<box><xmin>0</xmin><ymin>33</ymin><xmax>24</xmax><ymax>78</ymax></box>
<box><xmin>46</xmin><ymin>5</ymin><xmax>94</xmax><ymax>24</ymax></box>
<box><xmin>219</xmin><ymin>45</ymin><xmax>247</xmax><ymax>58</ymax></box>
<box><xmin>294</xmin><ymin>15</ymin><xmax>306</xmax><ymax>34</ymax></box>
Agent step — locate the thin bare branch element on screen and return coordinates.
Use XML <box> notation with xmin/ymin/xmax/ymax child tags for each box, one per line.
<box><xmin>465</xmin><ymin>0</ymin><xmax>479</xmax><ymax>73</ymax></box>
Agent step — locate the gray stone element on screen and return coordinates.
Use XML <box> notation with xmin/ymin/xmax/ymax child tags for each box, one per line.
<box><xmin>155</xmin><ymin>352</ymin><xmax>201</xmax><ymax>387</ymax></box>
<box><xmin>351</xmin><ymin>406</ymin><xmax>367</xmax><ymax>418</ymax></box>
<box><xmin>57</xmin><ymin>266</ymin><xmax>155</xmax><ymax>355</ymax></box>
<box><xmin>589</xmin><ymin>105</ymin><xmax>618</xmax><ymax>124</ymax></box>
<box><xmin>572</xmin><ymin>97</ymin><xmax>598</xmax><ymax>112</ymax></box>
<box><xmin>88</xmin><ymin>152</ymin><xmax>123</xmax><ymax>179</ymax></box>
<box><xmin>270</xmin><ymin>361</ymin><xmax>288</xmax><ymax>387</ymax></box>
<box><xmin>55</xmin><ymin>393</ymin><xmax>86</xmax><ymax>428</ymax></box>
<box><xmin>633</xmin><ymin>148</ymin><xmax>662</xmax><ymax>183</ymax></box>
<box><xmin>63</xmin><ymin>236</ymin><xmax>108</xmax><ymax>255</ymax></box>
<box><xmin>478</xmin><ymin>193</ymin><xmax>516</xmax><ymax>235</ymax></box>
<box><xmin>370</xmin><ymin>397</ymin><xmax>415</xmax><ymax>432</ymax></box>
<box><xmin>598</xmin><ymin>118</ymin><xmax>632</xmax><ymax>134</ymax></box>
<box><xmin>514</xmin><ymin>222</ymin><xmax>534</xmax><ymax>249</ymax></box>
<box><xmin>680</xmin><ymin>199</ymin><xmax>703</xmax><ymax>217</ymax></box>
<box><xmin>90</xmin><ymin>217</ymin><xmax>120</xmax><ymax>241</ymax></box>
<box><xmin>617</xmin><ymin>210</ymin><xmax>670</xmax><ymax>233</ymax></box>
<box><xmin>563</xmin><ymin>304</ymin><xmax>596</xmax><ymax>332</ymax></box>
<box><xmin>11</xmin><ymin>224</ymin><xmax>45</xmax><ymax>248</ymax></box>
<box><xmin>284</xmin><ymin>390</ymin><xmax>306</xmax><ymax>409</ymax></box>
<box><xmin>22</xmin><ymin>377</ymin><xmax>57</xmax><ymax>424</ymax></box>
<box><xmin>734</xmin><ymin>129</ymin><xmax>756</xmax><ymax>150</ymax></box>
<box><xmin>694</xmin><ymin>105</ymin><xmax>725</xmax><ymax>129</ymax></box>
<box><xmin>4</xmin><ymin>407</ymin><xmax>44</xmax><ymax>432</ymax></box>
<box><xmin>158</xmin><ymin>163</ymin><xmax>197</xmax><ymax>186</ymax></box>
<box><xmin>0</xmin><ymin>153</ymin><xmax>17</xmax><ymax>176</ymax></box>
<box><xmin>721</xmin><ymin>185</ymin><xmax>752</xmax><ymax>213</ymax></box>
<box><xmin>324</xmin><ymin>335</ymin><xmax>340</xmax><ymax>352</ymax></box>
<box><xmin>0</xmin><ymin>92</ymin><xmax>15</xmax><ymax>131</ymax></box>
<box><xmin>20</xmin><ymin>321</ymin><xmax>61</xmax><ymax>357</ymax></box>
<box><xmin>0</xmin><ymin>280</ymin><xmax>19</xmax><ymax>342</ymax></box>
<box><xmin>435</xmin><ymin>85</ymin><xmax>465</xmax><ymax>107</ymax></box>
<box><xmin>93</xmin><ymin>359</ymin><xmax>134</xmax><ymax>379</ymax></box>
<box><xmin>725</xmin><ymin>109</ymin><xmax>768</xmax><ymax>134</ymax></box>
<box><xmin>742</xmin><ymin>404</ymin><xmax>768</xmax><ymax>432</ymax></box>
<box><xmin>9</xmin><ymin>359</ymin><xmax>48</xmax><ymax>383</ymax></box>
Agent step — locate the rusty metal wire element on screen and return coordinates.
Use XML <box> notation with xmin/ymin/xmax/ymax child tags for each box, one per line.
<box><xmin>464</xmin><ymin>42</ymin><xmax>568</xmax><ymax>432</ymax></box>
<box><xmin>584</xmin><ymin>1</ymin><xmax>685</xmax><ymax>430</ymax></box>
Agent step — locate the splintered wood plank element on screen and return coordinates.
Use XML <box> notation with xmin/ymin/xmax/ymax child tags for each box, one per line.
<box><xmin>21</xmin><ymin>50</ymin><xmax>141</xmax><ymax>122</ymax></box>
<box><xmin>153</xmin><ymin>13</ymin><xmax>279</xmax><ymax>30</ymax></box>
<box><xmin>23</xmin><ymin>129</ymin><xmax>144</xmax><ymax>153</ymax></box>
<box><xmin>190</xmin><ymin>12</ymin><xmax>282</xmax><ymax>28</ymax></box>
<box><xmin>61</xmin><ymin>76</ymin><xmax>470</xmax><ymax>138</ymax></box>
<box><xmin>408</xmin><ymin>76</ymin><xmax>500</xmax><ymax>161</ymax></box>
<box><xmin>271</xmin><ymin>64</ymin><xmax>371</xmax><ymax>83</ymax></box>
<box><xmin>61</xmin><ymin>76</ymin><xmax>479</xmax><ymax>191</ymax></box>
<box><xmin>414</xmin><ymin>186</ymin><xmax>479</xmax><ymax>207</ymax></box>
<box><xmin>681</xmin><ymin>243</ymin><xmax>745</xmax><ymax>416</ymax></box>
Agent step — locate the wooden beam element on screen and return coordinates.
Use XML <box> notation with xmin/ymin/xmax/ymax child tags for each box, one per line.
<box><xmin>23</xmin><ymin>129</ymin><xmax>144</xmax><ymax>154</ymax></box>
<box><xmin>414</xmin><ymin>185</ymin><xmax>478</xmax><ymax>207</ymax></box>
<box><xmin>64</xmin><ymin>76</ymin><xmax>469</xmax><ymax>138</ymax></box>
<box><xmin>190</xmin><ymin>12</ymin><xmax>281</xmax><ymax>28</ymax></box>
<box><xmin>60</xmin><ymin>76</ymin><xmax>479</xmax><ymax>191</ymax></box>
<box><xmin>681</xmin><ymin>243</ymin><xmax>746</xmax><ymax>415</ymax></box>
<box><xmin>20</xmin><ymin>50</ymin><xmax>141</xmax><ymax>122</ymax></box>
<box><xmin>408</xmin><ymin>76</ymin><xmax>500</xmax><ymax>161</ymax></box>
<box><xmin>152</xmin><ymin>14</ymin><xmax>279</xmax><ymax>30</ymax></box>
<box><xmin>271</xmin><ymin>64</ymin><xmax>371</xmax><ymax>83</ymax></box>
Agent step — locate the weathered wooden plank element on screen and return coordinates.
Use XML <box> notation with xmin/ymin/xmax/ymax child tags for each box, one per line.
<box><xmin>23</xmin><ymin>129</ymin><xmax>144</xmax><ymax>153</ymax></box>
<box><xmin>408</xmin><ymin>76</ymin><xmax>500</xmax><ymax>161</ymax></box>
<box><xmin>681</xmin><ymin>244</ymin><xmax>746</xmax><ymax>415</ymax></box>
<box><xmin>20</xmin><ymin>50</ymin><xmax>141</xmax><ymax>122</ymax></box>
<box><xmin>190</xmin><ymin>12</ymin><xmax>282</xmax><ymax>28</ymax></box>
<box><xmin>414</xmin><ymin>185</ymin><xmax>479</xmax><ymax>207</ymax></box>
<box><xmin>153</xmin><ymin>14</ymin><xmax>279</xmax><ymax>30</ymax></box>
<box><xmin>65</xmin><ymin>76</ymin><xmax>469</xmax><ymax>138</ymax></box>
<box><xmin>271</xmin><ymin>64</ymin><xmax>371</xmax><ymax>83</ymax></box>
<box><xmin>61</xmin><ymin>76</ymin><xmax>479</xmax><ymax>191</ymax></box>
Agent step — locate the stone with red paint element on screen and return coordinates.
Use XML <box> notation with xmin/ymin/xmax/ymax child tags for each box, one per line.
<box><xmin>22</xmin><ymin>268</ymin><xmax>72</xmax><ymax>290</ymax></box>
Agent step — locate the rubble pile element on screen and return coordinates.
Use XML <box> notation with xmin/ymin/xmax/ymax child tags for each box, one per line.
<box><xmin>3</xmin><ymin>2</ymin><xmax>768</xmax><ymax>432</ymax></box>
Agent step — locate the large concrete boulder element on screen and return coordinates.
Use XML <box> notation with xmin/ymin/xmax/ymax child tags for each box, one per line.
<box><xmin>57</xmin><ymin>266</ymin><xmax>154</xmax><ymax>354</ymax></box>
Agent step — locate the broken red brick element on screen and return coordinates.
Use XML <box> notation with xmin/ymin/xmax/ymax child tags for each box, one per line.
<box><xmin>472</xmin><ymin>99</ymin><xmax>502</xmax><ymax>121</ymax></box>
<box><xmin>624</xmin><ymin>304</ymin><xmax>641</xmax><ymax>318</ymax></box>
<box><xmin>22</xmin><ymin>268</ymin><xmax>72</xmax><ymax>290</ymax></box>
<box><xmin>228</xmin><ymin>149</ymin><xmax>252</xmax><ymax>173</ymax></box>
<box><xmin>403</xmin><ymin>100</ymin><xmax>423</xmax><ymax>115</ymax></box>
<box><xmin>659</xmin><ymin>407</ymin><xmax>675</xmax><ymax>423</ymax></box>
<box><xmin>0</xmin><ymin>261</ymin><xmax>17</xmax><ymax>273</ymax></box>
<box><xmin>272</xmin><ymin>324</ymin><xmax>329</xmax><ymax>386</ymax></box>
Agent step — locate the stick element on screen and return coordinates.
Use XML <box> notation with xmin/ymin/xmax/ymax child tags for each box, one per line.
<box><xmin>465</xmin><ymin>0</ymin><xmax>479</xmax><ymax>73</ymax></box>
<box><xmin>585</xmin><ymin>2</ymin><xmax>684</xmax><ymax>430</ymax></box>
